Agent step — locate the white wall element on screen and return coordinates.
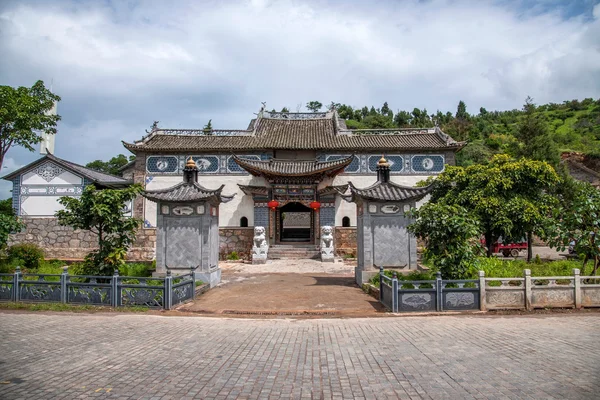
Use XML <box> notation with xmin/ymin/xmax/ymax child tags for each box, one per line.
<box><xmin>22</xmin><ymin>167</ymin><xmax>82</xmax><ymax>185</ymax></box>
<box><xmin>21</xmin><ymin>195</ymin><xmax>77</xmax><ymax>217</ymax></box>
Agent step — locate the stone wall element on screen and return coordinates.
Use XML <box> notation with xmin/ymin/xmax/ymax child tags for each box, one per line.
<box><xmin>335</xmin><ymin>227</ymin><xmax>357</xmax><ymax>257</ymax></box>
<box><xmin>219</xmin><ymin>227</ymin><xmax>254</xmax><ymax>260</ymax></box>
<box><xmin>8</xmin><ymin>218</ymin><xmax>156</xmax><ymax>261</ymax></box>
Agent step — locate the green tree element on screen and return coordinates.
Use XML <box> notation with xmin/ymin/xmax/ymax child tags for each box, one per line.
<box><xmin>547</xmin><ymin>180</ymin><xmax>600</xmax><ymax>275</ymax></box>
<box><xmin>512</xmin><ymin>97</ymin><xmax>560</xmax><ymax>167</ymax></box>
<box><xmin>306</xmin><ymin>101</ymin><xmax>323</xmax><ymax>112</ymax></box>
<box><xmin>56</xmin><ymin>185</ymin><xmax>143</xmax><ymax>275</ymax></box>
<box><xmin>0</xmin><ymin>214</ymin><xmax>23</xmax><ymax>250</ymax></box>
<box><xmin>0</xmin><ymin>80</ymin><xmax>61</xmax><ymax>170</ymax></box>
<box><xmin>428</xmin><ymin>155</ymin><xmax>560</xmax><ymax>260</ymax></box>
<box><xmin>280</xmin><ymin>107</ymin><xmax>290</xmax><ymax>112</ymax></box>
<box><xmin>86</xmin><ymin>154</ymin><xmax>135</xmax><ymax>176</ymax></box>
<box><xmin>394</xmin><ymin>110</ymin><xmax>412</xmax><ymax>126</ymax></box>
<box><xmin>203</xmin><ymin>119</ymin><xmax>213</xmax><ymax>133</ymax></box>
<box><xmin>0</xmin><ymin>198</ymin><xmax>14</xmax><ymax>216</ymax></box>
<box><xmin>408</xmin><ymin>203</ymin><xmax>482</xmax><ymax>279</ymax></box>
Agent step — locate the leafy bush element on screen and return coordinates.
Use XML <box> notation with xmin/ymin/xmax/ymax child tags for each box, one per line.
<box><xmin>118</xmin><ymin>263</ymin><xmax>151</xmax><ymax>277</ymax></box>
<box><xmin>475</xmin><ymin>257</ymin><xmax>580</xmax><ymax>278</ymax></box>
<box><xmin>226</xmin><ymin>251</ymin><xmax>240</xmax><ymax>261</ymax></box>
<box><xmin>7</xmin><ymin>243</ymin><xmax>45</xmax><ymax>269</ymax></box>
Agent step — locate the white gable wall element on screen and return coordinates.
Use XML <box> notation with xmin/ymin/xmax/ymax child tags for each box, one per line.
<box><xmin>17</xmin><ymin>160</ymin><xmax>84</xmax><ymax>217</ymax></box>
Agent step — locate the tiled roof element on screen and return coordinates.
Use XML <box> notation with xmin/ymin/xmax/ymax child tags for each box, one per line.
<box><xmin>123</xmin><ymin>111</ymin><xmax>464</xmax><ymax>153</ymax></box>
<box><xmin>143</xmin><ymin>182</ymin><xmax>234</xmax><ymax>203</ymax></box>
<box><xmin>233</xmin><ymin>155</ymin><xmax>353</xmax><ymax>178</ymax></box>
<box><xmin>2</xmin><ymin>154</ymin><xmax>130</xmax><ymax>187</ymax></box>
<box><xmin>318</xmin><ymin>184</ymin><xmax>349</xmax><ymax>196</ymax></box>
<box><xmin>345</xmin><ymin>181</ymin><xmax>431</xmax><ymax>202</ymax></box>
<box><xmin>238</xmin><ymin>184</ymin><xmax>269</xmax><ymax>196</ymax></box>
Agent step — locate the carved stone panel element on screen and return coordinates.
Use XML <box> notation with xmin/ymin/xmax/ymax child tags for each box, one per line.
<box><xmin>400</xmin><ymin>292</ymin><xmax>436</xmax><ymax>311</ymax></box>
<box><xmin>486</xmin><ymin>290</ymin><xmax>524</xmax><ymax>309</ymax></box>
<box><xmin>531</xmin><ymin>288</ymin><xmax>574</xmax><ymax>308</ymax></box>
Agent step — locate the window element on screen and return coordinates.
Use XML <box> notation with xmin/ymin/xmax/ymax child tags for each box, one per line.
<box><xmin>240</xmin><ymin>216</ymin><xmax>248</xmax><ymax>227</ymax></box>
<box><xmin>342</xmin><ymin>216</ymin><xmax>350</xmax><ymax>227</ymax></box>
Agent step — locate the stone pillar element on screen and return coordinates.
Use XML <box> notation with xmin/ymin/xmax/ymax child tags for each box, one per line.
<box><xmin>132</xmin><ymin>152</ymin><xmax>147</xmax><ymax>219</ymax></box>
<box><xmin>524</xmin><ymin>269</ymin><xmax>532</xmax><ymax>311</ymax></box>
<box><xmin>573</xmin><ymin>268</ymin><xmax>581</xmax><ymax>309</ymax></box>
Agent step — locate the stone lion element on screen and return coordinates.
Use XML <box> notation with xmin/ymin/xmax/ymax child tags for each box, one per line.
<box><xmin>321</xmin><ymin>226</ymin><xmax>333</xmax><ymax>249</ymax></box>
<box><xmin>253</xmin><ymin>226</ymin><xmax>267</xmax><ymax>255</ymax></box>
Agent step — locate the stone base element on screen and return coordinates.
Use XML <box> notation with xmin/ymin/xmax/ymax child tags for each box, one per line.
<box><xmin>321</xmin><ymin>255</ymin><xmax>335</xmax><ymax>263</ymax></box>
<box><xmin>252</xmin><ymin>255</ymin><xmax>268</xmax><ymax>264</ymax></box>
<box><xmin>355</xmin><ymin>267</ymin><xmax>378</xmax><ymax>285</ymax></box>
<box><xmin>194</xmin><ymin>268</ymin><xmax>221</xmax><ymax>288</ymax></box>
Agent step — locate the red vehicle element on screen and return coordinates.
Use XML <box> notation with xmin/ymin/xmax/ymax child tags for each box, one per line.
<box><xmin>481</xmin><ymin>238</ymin><xmax>528</xmax><ymax>257</ymax></box>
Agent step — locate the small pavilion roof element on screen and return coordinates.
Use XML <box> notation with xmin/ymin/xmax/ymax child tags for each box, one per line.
<box><xmin>344</xmin><ymin>181</ymin><xmax>431</xmax><ymax>203</ymax></box>
<box><xmin>318</xmin><ymin>184</ymin><xmax>349</xmax><ymax>197</ymax></box>
<box><xmin>238</xmin><ymin>184</ymin><xmax>269</xmax><ymax>196</ymax></box>
<box><xmin>143</xmin><ymin>182</ymin><xmax>234</xmax><ymax>204</ymax></box>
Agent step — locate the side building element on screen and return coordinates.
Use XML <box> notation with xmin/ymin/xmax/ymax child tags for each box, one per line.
<box><xmin>123</xmin><ymin>108</ymin><xmax>464</xmax><ymax>259</ymax></box>
<box><xmin>3</xmin><ymin>153</ymin><xmax>155</xmax><ymax>260</ymax></box>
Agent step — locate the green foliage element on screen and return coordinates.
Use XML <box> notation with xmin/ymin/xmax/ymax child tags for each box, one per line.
<box><xmin>56</xmin><ymin>185</ymin><xmax>143</xmax><ymax>276</ymax></box>
<box><xmin>0</xmin><ymin>198</ymin><xmax>14</xmax><ymax>216</ymax></box>
<box><xmin>118</xmin><ymin>263</ymin><xmax>152</xmax><ymax>277</ymax></box>
<box><xmin>335</xmin><ymin>97</ymin><xmax>600</xmax><ymax>165</ymax></box>
<box><xmin>0</xmin><ymin>302</ymin><xmax>149</xmax><ymax>312</ymax></box>
<box><xmin>475</xmin><ymin>257</ymin><xmax>580</xmax><ymax>278</ymax></box>
<box><xmin>0</xmin><ymin>80</ymin><xmax>61</xmax><ymax>169</ymax></box>
<box><xmin>7</xmin><ymin>243</ymin><xmax>45</xmax><ymax>269</ymax></box>
<box><xmin>430</xmin><ymin>155</ymin><xmax>560</xmax><ymax>258</ymax></box>
<box><xmin>85</xmin><ymin>154</ymin><xmax>135</xmax><ymax>176</ymax></box>
<box><xmin>306</xmin><ymin>101</ymin><xmax>323</xmax><ymax>112</ymax></box>
<box><xmin>546</xmin><ymin>180</ymin><xmax>600</xmax><ymax>275</ymax></box>
<box><xmin>369</xmin><ymin>270</ymin><xmax>436</xmax><ymax>286</ymax></box>
<box><xmin>226</xmin><ymin>251</ymin><xmax>240</xmax><ymax>260</ymax></box>
<box><xmin>408</xmin><ymin>203</ymin><xmax>482</xmax><ymax>279</ymax></box>
<box><xmin>0</xmin><ymin>213</ymin><xmax>24</xmax><ymax>250</ymax></box>
<box><xmin>203</xmin><ymin>119</ymin><xmax>212</xmax><ymax>132</ymax></box>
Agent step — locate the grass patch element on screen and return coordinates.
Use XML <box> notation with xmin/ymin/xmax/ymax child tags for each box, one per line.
<box><xmin>476</xmin><ymin>258</ymin><xmax>582</xmax><ymax>278</ymax></box>
<box><xmin>0</xmin><ymin>302</ymin><xmax>149</xmax><ymax>313</ymax></box>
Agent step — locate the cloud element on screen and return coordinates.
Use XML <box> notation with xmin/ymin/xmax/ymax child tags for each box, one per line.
<box><xmin>0</xmin><ymin>0</ymin><xmax>598</xmax><ymax>183</ymax></box>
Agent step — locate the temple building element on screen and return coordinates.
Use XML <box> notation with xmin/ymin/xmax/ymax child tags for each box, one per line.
<box><xmin>122</xmin><ymin>107</ymin><xmax>464</xmax><ymax>258</ymax></box>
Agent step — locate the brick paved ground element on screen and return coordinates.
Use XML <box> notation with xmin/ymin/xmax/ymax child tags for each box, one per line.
<box><xmin>0</xmin><ymin>313</ymin><xmax>598</xmax><ymax>399</ymax></box>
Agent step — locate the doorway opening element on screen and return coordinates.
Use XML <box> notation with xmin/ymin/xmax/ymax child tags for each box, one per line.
<box><xmin>279</xmin><ymin>202</ymin><xmax>312</xmax><ymax>242</ymax></box>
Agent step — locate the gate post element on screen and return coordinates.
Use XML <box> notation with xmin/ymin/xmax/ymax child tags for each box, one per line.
<box><xmin>524</xmin><ymin>269</ymin><xmax>532</xmax><ymax>311</ymax></box>
<box><xmin>479</xmin><ymin>271</ymin><xmax>486</xmax><ymax>311</ymax></box>
<box><xmin>379</xmin><ymin>266</ymin><xmax>384</xmax><ymax>302</ymax></box>
<box><xmin>164</xmin><ymin>271</ymin><xmax>173</xmax><ymax>310</ymax></box>
<box><xmin>60</xmin><ymin>267</ymin><xmax>68</xmax><ymax>304</ymax></box>
<box><xmin>436</xmin><ymin>271</ymin><xmax>442</xmax><ymax>311</ymax></box>
<box><xmin>111</xmin><ymin>269</ymin><xmax>120</xmax><ymax>308</ymax></box>
<box><xmin>573</xmin><ymin>268</ymin><xmax>581</xmax><ymax>309</ymax></box>
<box><xmin>391</xmin><ymin>272</ymin><xmax>399</xmax><ymax>313</ymax></box>
<box><xmin>13</xmin><ymin>266</ymin><xmax>21</xmax><ymax>302</ymax></box>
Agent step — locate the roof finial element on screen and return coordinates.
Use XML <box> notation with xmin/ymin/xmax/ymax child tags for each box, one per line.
<box><xmin>185</xmin><ymin>156</ymin><xmax>196</xmax><ymax>169</ymax></box>
<box><xmin>378</xmin><ymin>155</ymin><xmax>389</xmax><ymax>167</ymax></box>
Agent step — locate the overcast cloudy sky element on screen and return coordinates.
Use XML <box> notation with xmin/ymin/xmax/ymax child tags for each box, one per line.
<box><xmin>1</xmin><ymin>0</ymin><xmax>599</xmax><ymax>196</ymax></box>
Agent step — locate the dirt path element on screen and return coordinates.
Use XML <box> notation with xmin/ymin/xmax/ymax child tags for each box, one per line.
<box><xmin>181</xmin><ymin>272</ymin><xmax>384</xmax><ymax>316</ymax></box>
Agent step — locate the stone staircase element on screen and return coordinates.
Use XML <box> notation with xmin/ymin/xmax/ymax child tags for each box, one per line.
<box><xmin>268</xmin><ymin>244</ymin><xmax>321</xmax><ymax>260</ymax></box>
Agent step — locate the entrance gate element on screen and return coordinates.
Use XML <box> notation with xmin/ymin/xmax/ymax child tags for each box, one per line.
<box><xmin>277</xmin><ymin>202</ymin><xmax>313</xmax><ymax>242</ymax></box>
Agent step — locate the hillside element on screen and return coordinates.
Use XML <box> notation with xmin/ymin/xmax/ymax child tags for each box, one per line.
<box><xmin>325</xmin><ymin>98</ymin><xmax>600</xmax><ymax>167</ymax></box>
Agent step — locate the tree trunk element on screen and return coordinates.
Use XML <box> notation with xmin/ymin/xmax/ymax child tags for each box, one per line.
<box><xmin>526</xmin><ymin>232</ymin><xmax>533</xmax><ymax>263</ymax></box>
<box><xmin>581</xmin><ymin>255</ymin><xmax>589</xmax><ymax>276</ymax></box>
<box><xmin>485</xmin><ymin>231</ymin><xmax>494</xmax><ymax>257</ymax></box>
<box><xmin>591</xmin><ymin>256</ymin><xmax>600</xmax><ymax>276</ymax></box>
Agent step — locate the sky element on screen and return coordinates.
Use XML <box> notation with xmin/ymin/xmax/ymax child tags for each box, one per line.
<box><xmin>0</xmin><ymin>0</ymin><xmax>599</xmax><ymax>196</ymax></box>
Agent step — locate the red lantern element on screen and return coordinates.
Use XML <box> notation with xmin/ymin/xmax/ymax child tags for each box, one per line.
<box><xmin>309</xmin><ymin>201</ymin><xmax>321</xmax><ymax>211</ymax></box>
<box><xmin>267</xmin><ymin>200</ymin><xmax>279</xmax><ymax>210</ymax></box>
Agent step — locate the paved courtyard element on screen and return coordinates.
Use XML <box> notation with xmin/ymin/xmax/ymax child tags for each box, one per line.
<box><xmin>0</xmin><ymin>313</ymin><xmax>598</xmax><ymax>399</ymax></box>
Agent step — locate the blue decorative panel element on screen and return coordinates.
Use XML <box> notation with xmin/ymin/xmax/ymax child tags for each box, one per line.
<box><xmin>254</xmin><ymin>206</ymin><xmax>269</xmax><ymax>228</ymax></box>
<box><xmin>147</xmin><ymin>156</ymin><xmax>179</xmax><ymax>173</ymax></box>
<box><xmin>227</xmin><ymin>155</ymin><xmax>261</xmax><ymax>173</ymax></box>
<box><xmin>411</xmin><ymin>155</ymin><xmax>445</xmax><ymax>173</ymax></box>
<box><xmin>325</xmin><ymin>155</ymin><xmax>360</xmax><ymax>173</ymax></box>
<box><xmin>319</xmin><ymin>205</ymin><xmax>335</xmax><ymax>227</ymax></box>
<box><xmin>191</xmin><ymin>156</ymin><xmax>220</xmax><ymax>173</ymax></box>
<box><xmin>11</xmin><ymin>178</ymin><xmax>19</xmax><ymax>215</ymax></box>
<box><xmin>368</xmin><ymin>155</ymin><xmax>404</xmax><ymax>172</ymax></box>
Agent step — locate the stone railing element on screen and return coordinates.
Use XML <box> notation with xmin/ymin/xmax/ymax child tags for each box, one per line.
<box><xmin>0</xmin><ymin>267</ymin><xmax>195</xmax><ymax>310</ymax></box>
<box><xmin>378</xmin><ymin>268</ymin><xmax>600</xmax><ymax>312</ymax></box>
